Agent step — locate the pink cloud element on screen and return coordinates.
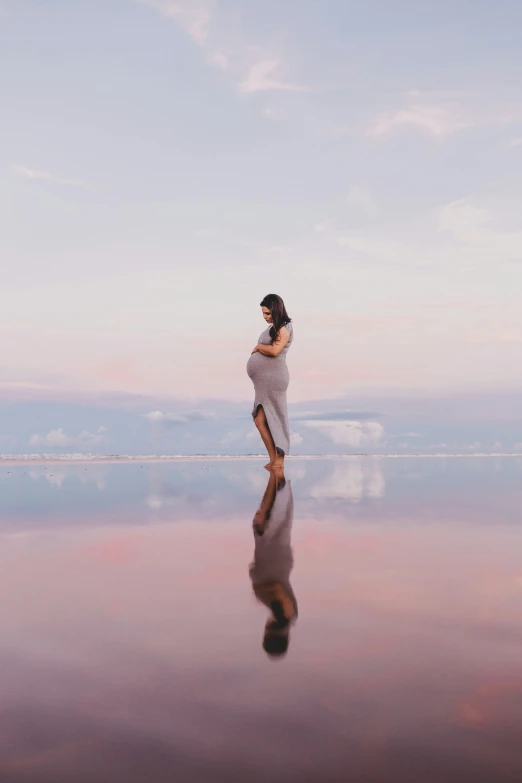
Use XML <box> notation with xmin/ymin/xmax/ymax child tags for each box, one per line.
<box><xmin>91</xmin><ymin>360</ymin><xmax>140</xmax><ymax>386</ymax></box>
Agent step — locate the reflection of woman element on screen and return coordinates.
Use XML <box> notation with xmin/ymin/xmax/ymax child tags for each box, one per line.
<box><xmin>246</xmin><ymin>294</ymin><xmax>293</xmax><ymax>477</ymax></box>
<box><xmin>249</xmin><ymin>472</ymin><xmax>297</xmax><ymax>659</ymax></box>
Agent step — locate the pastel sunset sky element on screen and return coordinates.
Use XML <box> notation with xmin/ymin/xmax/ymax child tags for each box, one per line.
<box><xmin>2</xmin><ymin>0</ymin><xmax>522</xmax><ymax>455</ymax></box>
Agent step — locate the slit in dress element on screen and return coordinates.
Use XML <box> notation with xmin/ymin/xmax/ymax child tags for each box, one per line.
<box><xmin>252</xmin><ymin>404</ymin><xmax>285</xmax><ymax>456</ymax></box>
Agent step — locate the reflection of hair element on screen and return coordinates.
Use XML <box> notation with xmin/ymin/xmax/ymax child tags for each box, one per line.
<box><xmin>260</xmin><ymin>293</ymin><xmax>291</xmax><ymax>345</ymax></box>
<box><xmin>263</xmin><ymin>608</ymin><xmax>290</xmax><ymax>658</ymax></box>
<box><xmin>263</xmin><ymin>631</ymin><xmax>289</xmax><ymax>657</ymax></box>
<box><xmin>270</xmin><ymin>600</ymin><xmax>288</xmax><ymax>627</ymax></box>
<box><xmin>263</xmin><ymin>608</ymin><xmax>291</xmax><ymax>658</ymax></box>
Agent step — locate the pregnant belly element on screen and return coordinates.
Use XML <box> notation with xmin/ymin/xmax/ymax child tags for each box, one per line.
<box><xmin>246</xmin><ymin>353</ymin><xmax>289</xmax><ymax>390</ymax></box>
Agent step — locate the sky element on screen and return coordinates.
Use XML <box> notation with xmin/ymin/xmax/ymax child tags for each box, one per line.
<box><xmin>2</xmin><ymin>0</ymin><xmax>522</xmax><ymax>455</ymax></box>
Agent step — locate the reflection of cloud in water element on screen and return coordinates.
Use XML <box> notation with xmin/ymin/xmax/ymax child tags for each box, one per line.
<box><xmin>309</xmin><ymin>459</ymin><xmax>385</xmax><ymax>502</ymax></box>
<box><xmin>225</xmin><ymin>468</ymin><xmax>268</xmax><ymax>494</ymax></box>
<box><xmin>146</xmin><ymin>491</ymin><xmax>221</xmax><ymax>511</ymax></box>
<box><xmin>28</xmin><ymin>468</ymin><xmax>107</xmax><ymax>491</ymax></box>
<box><xmin>146</xmin><ymin>472</ymin><xmax>221</xmax><ymax>511</ymax></box>
<box><xmin>289</xmin><ymin>463</ymin><xmax>307</xmax><ymax>481</ymax></box>
<box><xmin>146</xmin><ymin>473</ymin><xmax>184</xmax><ymax>510</ymax></box>
<box><xmin>29</xmin><ymin>470</ymin><xmax>66</xmax><ymax>489</ymax></box>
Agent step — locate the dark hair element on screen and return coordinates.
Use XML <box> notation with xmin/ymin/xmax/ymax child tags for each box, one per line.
<box><xmin>260</xmin><ymin>294</ymin><xmax>291</xmax><ymax>345</ymax></box>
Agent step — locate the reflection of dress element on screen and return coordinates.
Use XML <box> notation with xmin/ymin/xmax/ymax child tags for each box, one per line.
<box><xmin>249</xmin><ymin>481</ymin><xmax>298</xmax><ymax>618</ymax></box>
<box><xmin>246</xmin><ymin>322</ymin><xmax>294</xmax><ymax>456</ymax></box>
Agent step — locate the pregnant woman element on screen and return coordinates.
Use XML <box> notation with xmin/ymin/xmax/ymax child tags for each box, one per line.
<box><xmin>246</xmin><ymin>293</ymin><xmax>293</xmax><ymax>475</ymax></box>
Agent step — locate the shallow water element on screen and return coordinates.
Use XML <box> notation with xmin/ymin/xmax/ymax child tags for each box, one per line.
<box><xmin>1</xmin><ymin>457</ymin><xmax>522</xmax><ymax>782</ymax></box>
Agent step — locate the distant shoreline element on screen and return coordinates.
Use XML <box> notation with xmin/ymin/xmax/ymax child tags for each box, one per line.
<box><xmin>0</xmin><ymin>453</ymin><xmax>521</xmax><ymax>464</ymax></box>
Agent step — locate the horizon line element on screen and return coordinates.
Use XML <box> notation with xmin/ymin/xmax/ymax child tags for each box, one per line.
<box><xmin>1</xmin><ymin>453</ymin><xmax>522</xmax><ymax>464</ymax></box>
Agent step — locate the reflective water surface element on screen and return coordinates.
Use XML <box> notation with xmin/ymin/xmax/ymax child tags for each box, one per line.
<box><xmin>1</xmin><ymin>457</ymin><xmax>522</xmax><ymax>782</ymax></box>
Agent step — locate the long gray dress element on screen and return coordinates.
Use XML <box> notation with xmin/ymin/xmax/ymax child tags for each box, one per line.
<box><xmin>246</xmin><ymin>321</ymin><xmax>294</xmax><ymax>455</ymax></box>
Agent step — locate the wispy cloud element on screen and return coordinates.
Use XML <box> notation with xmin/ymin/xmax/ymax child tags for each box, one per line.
<box><xmin>508</xmin><ymin>137</ymin><xmax>522</xmax><ymax>148</ymax></box>
<box><xmin>368</xmin><ymin>101</ymin><xmax>473</xmax><ymax>139</ymax></box>
<box><xmin>221</xmin><ymin>426</ymin><xmax>302</xmax><ymax>450</ymax></box>
<box><xmin>439</xmin><ymin>198</ymin><xmax>522</xmax><ymax>261</ymax></box>
<box><xmin>465</xmin><ymin>327</ymin><xmax>522</xmax><ymax>345</ymax></box>
<box><xmin>13</xmin><ymin>164</ymin><xmax>91</xmax><ymax>189</ymax></box>
<box><xmin>347</xmin><ymin>182</ymin><xmax>378</xmax><ymax>218</ymax></box>
<box><xmin>439</xmin><ymin>198</ymin><xmax>492</xmax><ymax>242</ymax></box>
<box><xmin>293</xmin><ymin>410</ymin><xmax>380</xmax><ymax>422</ymax></box>
<box><xmin>336</xmin><ymin>234</ymin><xmax>410</xmax><ymax>262</ymax></box>
<box><xmin>135</xmin><ymin>0</ymin><xmax>213</xmax><ymax>45</ymax></box>
<box><xmin>209</xmin><ymin>50</ymin><xmax>229</xmax><ymax>70</ymax></box>
<box><xmin>290</xmin><ymin>431</ymin><xmax>303</xmax><ymax>446</ymax></box>
<box><xmin>29</xmin><ymin>426</ymin><xmax>107</xmax><ymax>449</ymax></box>
<box><xmin>300</xmin><ymin>419</ymin><xmax>384</xmax><ymax>448</ymax></box>
<box><xmin>144</xmin><ymin>409</ymin><xmax>215</xmax><ymax>425</ymax></box>
<box><xmin>221</xmin><ymin>427</ymin><xmax>259</xmax><ymax>448</ymax></box>
<box><xmin>135</xmin><ymin>3</ymin><xmax>309</xmax><ymax>97</ymax></box>
<box><xmin>144</xmin><ymin>411</ymin><xmax>187</xmax><ymax>425</ymax></box>
<box><xmin>314</xmin><ymin>220</ymin><xmax>331</xmax><ymax>233</ymax></box>
<box><xmin>238</xmin><ymin>60</ymin><xmax>309</xmax><ymax>94</ymax></box>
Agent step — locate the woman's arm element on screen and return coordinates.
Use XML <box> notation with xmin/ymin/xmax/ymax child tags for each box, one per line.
<box><xmin>254</xmin><ymin>326</ymin><xmax>290</xmax><ymax>357</ymax></box>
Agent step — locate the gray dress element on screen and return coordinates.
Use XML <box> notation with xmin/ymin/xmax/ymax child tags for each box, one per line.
<box><xmin>246</xmin><ymin>321</ymin><xmax>294</xmax><ymax>455</ymax></box>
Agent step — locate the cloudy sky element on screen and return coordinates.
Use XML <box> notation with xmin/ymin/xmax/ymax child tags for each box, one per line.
<box><xmin>2</xmin><ymin>0</ymin><xmax>522</xmax><ymax>455</ymax></box>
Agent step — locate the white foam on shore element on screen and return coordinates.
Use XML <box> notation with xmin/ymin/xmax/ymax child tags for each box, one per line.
<box><xmin>0</xmin><ymin>453</ymin><xmax>521</xmax><ymax>464</ymax></box>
